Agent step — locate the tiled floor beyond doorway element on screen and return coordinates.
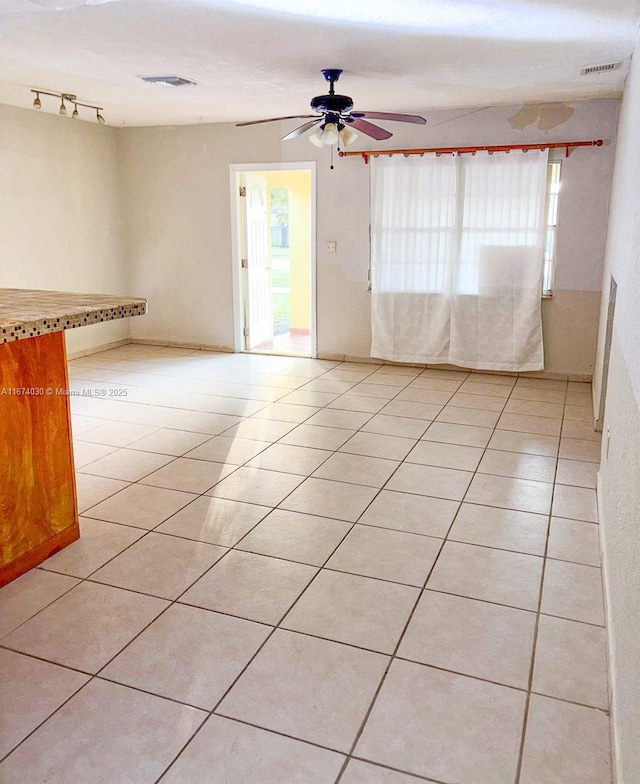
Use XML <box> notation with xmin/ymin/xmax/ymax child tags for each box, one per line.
<box><xmin>253</xmin><ymin>329</ymin><xmax>312</xmax><ymax>356</ymax></box>
<box><xmin>0</xmin><ymin>345</ymin><xmax>610</xmax><ymax>784</ymax></box>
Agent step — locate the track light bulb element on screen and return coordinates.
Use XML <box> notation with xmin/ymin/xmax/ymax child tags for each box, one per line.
<box><xmin>33</xmin><ymin>92</ymin><xmax>41</xmax><ymax>110</ymax></box>
<box><xmin>96</xmin><ymin>110</ymin><xmax>106</xmax><ymax>125</ymax></box>
<box><xmin>72</xmin><ymin>104</ymin><xmax>79</xmax><ymax>119</ymax></box>
<box><xmin>59</xmin><ymin>99</ymin><xmax>67</xmax><ymax>116</ymax></box>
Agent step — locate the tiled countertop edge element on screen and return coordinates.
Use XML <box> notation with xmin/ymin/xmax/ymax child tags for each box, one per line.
<box><xmin>0</xmin><ymin>301</ymin><xmax>148</xmax><ymax>345</ymax></box>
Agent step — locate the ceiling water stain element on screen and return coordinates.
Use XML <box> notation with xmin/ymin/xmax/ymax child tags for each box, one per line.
<box><xmin>508</xmin><ymin>102</ymin><xmax>575</xmax><ymax>132</ymax></box>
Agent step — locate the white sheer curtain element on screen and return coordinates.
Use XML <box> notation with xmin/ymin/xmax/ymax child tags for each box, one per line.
<box><xmin>370</xmin><ymin>150</ymin><xmax>549</xmax><ymax>371</ymax></box>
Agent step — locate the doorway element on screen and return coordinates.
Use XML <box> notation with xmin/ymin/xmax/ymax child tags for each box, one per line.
<box><xmin>230</xmin><ymin>163</ymin><xmax>316</xmax><ymax>357</ymax></box>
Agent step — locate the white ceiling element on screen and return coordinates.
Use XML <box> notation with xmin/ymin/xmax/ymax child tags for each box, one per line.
<box><xmin>0</xmin><ymin>0</ymin><xmax>638</xmax><ymax>127</ymax></box>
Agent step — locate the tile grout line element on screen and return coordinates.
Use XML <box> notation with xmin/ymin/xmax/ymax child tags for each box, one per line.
<box><xmin>3</xmin><ymin>371</ymin><xmax>477</xmax><ymax>684</ymax></box>
<box><xmin>0</xmin><ymin>613</ymin><xmax>609</xmax><ymax>759</ymax></box>
<box><xmin>0</xmin><ymin>406</ymin><xmax>317</xmax><ymax>766</ymax></box>
<box><xmin>2</xmin><ymin>354</ymin><xmax>603</xmax><ymax>781</ymax></box>
<box><xmin>150</xmin><ymin>361</ymin><xmax>436</xmax><ymax>781</ymax></box>
<box><xmin>333</xmin><ymin>378</ymin><xmax>504</xmax><ymax>782</ymax></box>
<box><xmin>151</xmin><ymin>475</ymin><xmax>378</xmax><ymax>782</ymax></box>
<box><xmin>512</xmin><ymin>375</ymin><xmax>568</xmax><ymax>784</ymax></box>
<box><xmin>333</xmin><ymin>364</ymin><xmax>563</xmax><ymax>783</ymax></box>
<box><xmin>0</xmin><ymin>505</ymin><xmax>230</xmax><ymax>765</ymax></box>
<box><xmin>146</xmin><ymin>366</ymin><xmax>424</xmax><ymax>781</ymax></box>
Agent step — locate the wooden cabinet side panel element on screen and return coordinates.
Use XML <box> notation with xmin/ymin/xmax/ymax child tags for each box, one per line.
<box><xmin>0</xmin><ymin>332</ymin><xmax>78</xmax><ymax>573</ymax></box>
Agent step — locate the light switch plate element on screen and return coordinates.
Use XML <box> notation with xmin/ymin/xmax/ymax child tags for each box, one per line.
<box><xmin>326</xmin><ymin>241</ymin><xmax>337</xmax><ymax>254</ymax></box>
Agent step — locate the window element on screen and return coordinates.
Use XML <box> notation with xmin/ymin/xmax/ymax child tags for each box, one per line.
<box><xmin>369</xmin><ymin>156</ymin><xmax>561</xmax><ymax>298</ymax></box>
<box><xmin>369</xmin><ymin>151</ymin><xmax>550</xmax><ymax>370</ymax></box>
<box><xmin>543</xmin><ymin>161</ymin><xmax>561</xmax><ymax>296</ymax></box>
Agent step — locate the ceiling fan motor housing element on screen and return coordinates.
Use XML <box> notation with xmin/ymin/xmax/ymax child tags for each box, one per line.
<box><xmin>310</xmin><ymin>93</ymin><xmax>354</xmax><ymax>114</ymax></box>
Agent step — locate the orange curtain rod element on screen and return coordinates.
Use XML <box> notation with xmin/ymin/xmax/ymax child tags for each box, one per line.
<box><xmin>339</xmin><ymin>139</ymin><xmax>604</xmax><ymax>163</ymax></box>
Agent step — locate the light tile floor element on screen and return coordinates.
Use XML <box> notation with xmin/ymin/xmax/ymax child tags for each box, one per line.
<box><xmin>254</xmin><ymin>329</ymin><xmax>312</xmax><ymax>356</ymax></box>
<box><xmin>0</xmin><ymin>344</ymin><xmax>611</xmax><ymax>784</ymax></box>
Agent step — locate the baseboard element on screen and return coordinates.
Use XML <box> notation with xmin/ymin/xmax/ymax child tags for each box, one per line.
<box><xmin>131</xmin><ymin>339</ymin><xmax>235</xmax><ymax>353</ymax></box>
<box><xmin>597</xmin><ymin>469</ymin><xmax>622</xmax><ymax>784</ymax></box>
<box><xmin>317</xmin><ymin>352</ymin><xmax>346</xmax><ymax>362</ymax></box>
<box><xmin>69</xmin><ymin>340</ymin><xmax>594</xmax><ymax>380</ymax></box>
<box><xmin>345</xmin><ymin>355</ymin><xmax>386</xmax><ymax>365</ymax></box>
<box><xmin>66</xmin><ymin>337</ymin><xmax>131</xmax><ymax>360</ymax></box>
<box><xmin>317</xmin><ymin>353</ymin><xmax>380</xmax><ymax>364</ymax></box>
<box><xmin>318</xmin><ymin>353</ymin><xmax>593</xmax><ymax>380</ymax></box>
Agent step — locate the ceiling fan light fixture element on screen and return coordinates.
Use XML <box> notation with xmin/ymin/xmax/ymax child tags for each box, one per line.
<box><xmin>320</xmin><ymin>122</ymin><xmax>339</xmax><ymax>146</ymax></box>
<box><xmin>237</xmin><ymin>70</ymin><xmax>425</xmax><ymax>159</ymax></box>
<box><xmin>339</xmin><ymin>126</ymin><xmax>358</xmax><ymax>147</ymax></box>
<box><xmin>309</xmin><ymin>129</ymin><xmax>324</xmax><ymax>147</ymax></box>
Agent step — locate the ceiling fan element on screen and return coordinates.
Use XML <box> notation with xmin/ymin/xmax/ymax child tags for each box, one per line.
<box><xmin>236</xmin><ymin>69</ymin><xmax>426</xmax><ymax>148</ymax></box>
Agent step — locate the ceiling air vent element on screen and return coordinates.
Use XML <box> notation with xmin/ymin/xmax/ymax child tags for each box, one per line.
<box><xmin>581</xmin><ymin>62</ymin><xmax>621</xmax><ymax>76</ymax></box>
<box><xmin>138</xmin><ymin>75</ymin><xmax>198</xmax><ymax>87</ymax></box>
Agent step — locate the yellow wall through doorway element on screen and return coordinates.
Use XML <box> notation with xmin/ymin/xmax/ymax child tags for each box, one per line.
<box><xmin>261</xmin><ymin>170</ymin><xmax>312</xmax><ymax>332</ymax></box>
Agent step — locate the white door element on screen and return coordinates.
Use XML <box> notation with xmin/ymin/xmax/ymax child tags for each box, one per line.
<box><xmin>243</xmin><ymin>172</ymin><xmax>273</xmax><ymax>349</ymax></box>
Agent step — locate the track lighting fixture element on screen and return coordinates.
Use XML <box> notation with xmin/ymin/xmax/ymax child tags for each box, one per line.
<box><xmin>30</xmin><ymin>90</ymin><xmax>106</xmax><ymax>125</ymax></box>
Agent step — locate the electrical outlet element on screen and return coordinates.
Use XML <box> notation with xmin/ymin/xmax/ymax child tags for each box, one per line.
<box><xmin>326</xmin><ymin>240</ymin><xmax>337</xmax><ymax>254</ymax></box>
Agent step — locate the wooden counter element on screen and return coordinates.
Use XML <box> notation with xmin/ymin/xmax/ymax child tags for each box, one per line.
<box><xmin>0</xmin><ymin>289</ymin><xmax>147</xmax><ymax>586</ymax></box>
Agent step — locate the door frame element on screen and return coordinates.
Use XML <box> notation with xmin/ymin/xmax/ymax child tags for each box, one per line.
<box><xmin>229</xmin><ymin>161</ymin><xmax>317</xmax><ymax>357</ymax></box>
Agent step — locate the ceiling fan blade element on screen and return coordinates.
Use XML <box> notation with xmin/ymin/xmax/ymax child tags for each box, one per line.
<box><xmin>346</xmin><ymin>117</ymin><xmax>393</xmax><ymax>141</ymax></box>
<box><xmin>236</xmin><ymin>114</ymin><xmax>318</xmax><ymax>127</ymax></box>
<box><xmin>282</xmin><ymin>119</ymin><xmax>323</xmax><ymax>141</ymax></box>
<box><xmin>351</xmin><ymin>111</ymin><xmax>426</xmax><ymax>125</ymax></box>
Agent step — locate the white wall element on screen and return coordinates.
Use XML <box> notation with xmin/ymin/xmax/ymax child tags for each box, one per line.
<box><xmin>593</xmin><ymin>37</ymin><xmax>640</xmax><ymax>784</ymax></box>
<box><xmin>287</xmin><ymin>98</ymin><xmax>618</xmax><ymax>374</ymax></box>
<box><xmin>118</xmin><ymin>122</ymin><xmax>281</xmax><ymax>348</ymax></box>
<box><xmin>0</xmin><ymin>97</ymin><xmax>619</xmax><ymax>372</ymax></box>
<box><xmin>119</xmin><ymin>98</ymin><xmax>618</xmax><ymax>375</ymax></box>
<box><xmin>0</xmin><ymin>104</ymin><xmax>130</xmax><ymax>355</ymax></box>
